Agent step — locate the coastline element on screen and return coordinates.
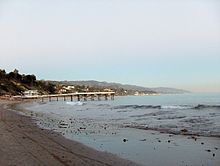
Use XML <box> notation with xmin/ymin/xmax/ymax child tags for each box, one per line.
<box><xmin>0</xmin><ymin>100</ymin><xmax>138</xmax><ymax>166</ymax></box>
<box><xmin>17</xmin><ymin>97</ymin><xmax>220</xmax><ymax>166</ymax></box>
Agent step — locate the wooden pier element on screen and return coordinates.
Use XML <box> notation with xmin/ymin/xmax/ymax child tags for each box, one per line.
<box><xmin>19</xmin><ymin>92</ymin><xmax>115</xmax><ymax>102</ymax></box>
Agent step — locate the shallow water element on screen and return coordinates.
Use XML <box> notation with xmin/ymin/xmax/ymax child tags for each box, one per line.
<box><xmin>21</xmin><ymin>93</ymin><xmax>220</xmax><ymax>166</ymax></box>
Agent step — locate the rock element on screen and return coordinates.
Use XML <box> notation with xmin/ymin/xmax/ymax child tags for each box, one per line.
<box><xmin>213</xmin><ymin>153</ymin><xmax>215</xmax><ymax>157</ymax></box>
<box><xmin>123</xmin><ymin>138</ymin><xmax>128</xmax><ymax>142</ymax></box>
<box><xmin>191</xmin><ymin>136</ymin><xmax>197</xmax><ymax>141</ymax></box>
<box><xmin>58</xmin><ymin>121</ymin><xmax>69</xmax><ymax>128</ymax></box>
<box><xmin>180</xmin><ymin>129</ymin><xmax>188</xmax><ymax>132</ymax></box>
<box><xmin>79</xmin><ymin>127</ymin><xmax>86</xmax><ymax>130</ymax></box>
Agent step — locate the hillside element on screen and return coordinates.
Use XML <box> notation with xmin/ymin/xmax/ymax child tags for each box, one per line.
<box><xmin>0</xmin><ymin>69</ymin><xmax>56</xmax><ymax>95</ymax></box>
<box><xmin>50</xmin><ymin>80</ymin><xmax>189</xmax><ymax>95</ymax></box>
<box><xmin>0</xmin><ymin>69</ymin><xmax>189</xmax><ymax>96</ymax></box>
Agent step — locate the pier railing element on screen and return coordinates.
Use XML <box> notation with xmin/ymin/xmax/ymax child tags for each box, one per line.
<box><xmin>16</xmin><ymin>92</ymin><xmax>115</xmax><ymax>102</ymax></box>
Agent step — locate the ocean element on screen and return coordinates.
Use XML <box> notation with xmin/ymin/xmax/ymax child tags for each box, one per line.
<box><xmin>20</xmin><ymin>93</ymin><xmax>220</xmax><ymax>166</ymax></box>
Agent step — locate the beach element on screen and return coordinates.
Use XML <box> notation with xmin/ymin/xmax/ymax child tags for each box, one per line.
<box><xmin>18</xmin><ymin>94</ymin><xmax>220</xmax><ymax>166</ymax></box>
<box><xmin>1</xmin><ymin>93</ymin><xmax>220</xmax><ymax>166</ymax></box>
<box><xmin>0</xmin><ymin>100</ymin><xmax>137</xmax><ymax>166</ymax></box>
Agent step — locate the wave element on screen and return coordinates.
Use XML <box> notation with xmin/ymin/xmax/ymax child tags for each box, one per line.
<box><xmin>193</xmin><ymin>104</ymin><xmax>220</xmax><ymax>109</ymax></box>
<box><xmin>114</xmin><ymin>105</ymin><xmax>161</xmax><ymax>109</ymax></box>
<box><xmin>66</xmin><ymin>101</ymin><xmax>85</xmax><ymax>106</ymax></box>
<box><xmin>114</xmin><ymin>104</ymin><xmax>220</xmax><ymax>110</ymax></box>
<box><xmin>161</xmin><ymin>105</ymin><xmax>191</xmax><ymax>109</ymax></box>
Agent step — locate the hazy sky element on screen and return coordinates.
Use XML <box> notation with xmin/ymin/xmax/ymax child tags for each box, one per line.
<box><xmin>0</xmin><ymin>0</ymin><xmax>220</xmax><ymax>92</ymax></box>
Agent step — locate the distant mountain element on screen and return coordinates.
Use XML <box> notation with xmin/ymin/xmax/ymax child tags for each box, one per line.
<box><xmin>51</xmin><ymin>80</ymin><xmax>189</xmax><ymax>94</ymax></box>
<box><xmin>150</xmin><ymin>87</ymin><xmax>190</xmax><ymax>94</ymax></box>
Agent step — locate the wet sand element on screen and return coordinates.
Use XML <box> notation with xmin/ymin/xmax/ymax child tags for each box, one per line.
<box><xmin>21</xmin><ymin>100</ymin><xmax>220</xmax><ymax>166</ymax></box>
<box><xmin>0</xmin><ymin>100</ymin><xmax>137</xmax><ymax>166</ymax></box>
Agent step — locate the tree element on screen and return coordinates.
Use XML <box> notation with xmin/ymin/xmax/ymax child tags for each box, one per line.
<box><xmin>0</xmin><ymin>69</ymin><xmax>6</xmax><ymax>78</ymax></box>
<box><xmin>21</xmin><ymin>74</ymin><xmax>36</xmax><ymax>86</ymax></box>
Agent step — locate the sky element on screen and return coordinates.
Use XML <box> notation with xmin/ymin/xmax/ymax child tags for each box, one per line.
<box><xmin>0</xmin><ymin>0</ymin><xmax>220</xmax><ymax>92</ymax></box>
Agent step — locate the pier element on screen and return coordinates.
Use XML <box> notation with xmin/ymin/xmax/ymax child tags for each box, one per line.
<box><xmin>19</xmin><ymin>92</ymin><xmax>115</xmax><ymax>102</ymax></box>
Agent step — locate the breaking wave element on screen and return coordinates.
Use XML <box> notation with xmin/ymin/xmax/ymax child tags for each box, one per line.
<box><xmin>114</xmin><ymin>105</ymin><xmax>161</xmax><ymax>109</ymax></box>
<box><xmin>114</xmin><ymin>104</ymin><xmax>220</xmax><ymax>110</ymax></box>
<box><xmin>66</xmin><ymin>101</ymin><xmax>85</xmax><ymax>106</ymax></box>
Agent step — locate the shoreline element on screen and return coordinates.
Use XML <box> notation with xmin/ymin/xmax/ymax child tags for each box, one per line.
<box><xmin>4</xmin><ymin>98</ymin><xmax>220</xmax><ymax>166</ymax></box>
<box><xmin>0</xmin><ymin>100</ymin><xmax>138</xmax><ymax>166</ymax></box>
<box><xmin>18</xmin><ymin>99</ymin><xmax>220</xmax><ymax>166</ymax></box>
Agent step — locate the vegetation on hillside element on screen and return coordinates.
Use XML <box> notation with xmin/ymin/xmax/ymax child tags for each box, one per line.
<box><xmin>1</xmin><ymin>69</ymin><xmax>167</xmax><ymax>96</ymax></box>
<box><xmin>0</xmin><ymin>69</ymin><xmax>56</xmax><ymax>95</ymax></box>
<box><xmin>51</xmin><ymin>81</ymin><xmax>157</xmax><ymax>96</ymax></box>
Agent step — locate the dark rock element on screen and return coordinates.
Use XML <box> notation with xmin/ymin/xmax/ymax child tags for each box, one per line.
<box><xmin>180</xmin><ymin>129</ymin><xmax>188</xmax><ymax>132</ymax></box>
<box><xmin>123</xmin><ymin>138</ymin><xmax>128</xmax><ymax>142</ymax></box>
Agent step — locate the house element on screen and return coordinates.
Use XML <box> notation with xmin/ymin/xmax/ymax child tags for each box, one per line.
<box><xmin>23</xmin><ymin>90</ymin><xmax>39</xmax><ymax>97</ymax></box>
<box><xmin>64</xmin><ymin>85</ymin><xmax>75</xmax><ymax>90</ymax></box>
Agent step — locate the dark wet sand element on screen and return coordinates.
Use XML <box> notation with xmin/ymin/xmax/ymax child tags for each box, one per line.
<box><xmin>0</xmin><ymin>100</ymin><xmax>138</xmax><ymax>166</ymax></box>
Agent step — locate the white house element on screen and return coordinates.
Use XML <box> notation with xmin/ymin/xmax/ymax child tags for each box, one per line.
<box><xmin>23</xmin><ymin>90</ymin><xmax>39</xmax><ymax>97</ymax></box>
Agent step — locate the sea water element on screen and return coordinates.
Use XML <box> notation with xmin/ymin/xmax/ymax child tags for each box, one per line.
<box><xmin>22</xmin><ymin>93</ymin><xmax>220</xmax><ymax>166</ymax></box>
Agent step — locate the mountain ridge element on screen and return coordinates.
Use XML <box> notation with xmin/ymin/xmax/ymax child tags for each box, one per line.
<box><xmin>50</xmin><ymin>80</ymin><xmax>189</xmax><ymax>94</ymax></box>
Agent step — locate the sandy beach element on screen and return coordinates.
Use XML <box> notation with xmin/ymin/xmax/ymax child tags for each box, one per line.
<box><xmin>0</xmin><ymin>100</ymin><xmax>137</xmax><ymax>166</ymax></box>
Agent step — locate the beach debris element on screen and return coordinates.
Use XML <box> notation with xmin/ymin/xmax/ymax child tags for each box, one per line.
<box><xmin>168</xmin><ymin>140</ymin><xmax>171</xmax><ymax>143</ymax></box>
<box><xmin>158</xmin><ymin>140</ymin><xmax>161</xmax><ymax>142</ymax></box>
<box><xmin>201</xmin><ymin>142</ymin><xmax>204</xmax><ymax>145</ymax></box>
<box><xmin>79</xmin><ymin>127</ymin><xmax>86</xmax><ymax>130</ymax></box>
<box><xmin>140</xmin><ymin>139</ymin><xmax>147</xmax><ymax>141</ymax></box>
<box><xmin>214</xmin><ymin>147</ymin><xmax>218</xmax><ymax>150</ymax></box>
<box><xmin>188</xmin><ymin>136</ymin><xmax>197</xmax><ymax>141</ymax></box>
<box><xmin>123</xmin><ymin>138</ymin><xmax>128</xmax><ymax>142</ymax></box>
<box><xmin>58</xmin><ymin>121</ymin><xmax>69</xmax><ymax>128</ymax></box>
<box><xmin>191</xmin><ymin>136</ymin><xmax>197</xmax><ymax>141</ymax></box>
<box><xmin>180</xmin><ymin>129</ymin><xmax>188</xmax><ymax>133</ymax></box>
<box><xmin>205</xmin><ymin>149</ymin><xmax>211</xmax><ymax>152</ymax></box>
<box><xmin>213</xmin><ymin>153</ymin><xmax>215</xmax><ymax>157</ymax></box>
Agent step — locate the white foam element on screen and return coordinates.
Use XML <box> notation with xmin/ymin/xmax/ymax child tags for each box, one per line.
<box><xmin>66</xmin><ymin>101</ymin><xmax>84</xmax><ymax>106</ymax></box>
<box><xmin>161</xmin><ymin>105</ymin><xmax>192</xmax><ymax>109</ymax></box>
